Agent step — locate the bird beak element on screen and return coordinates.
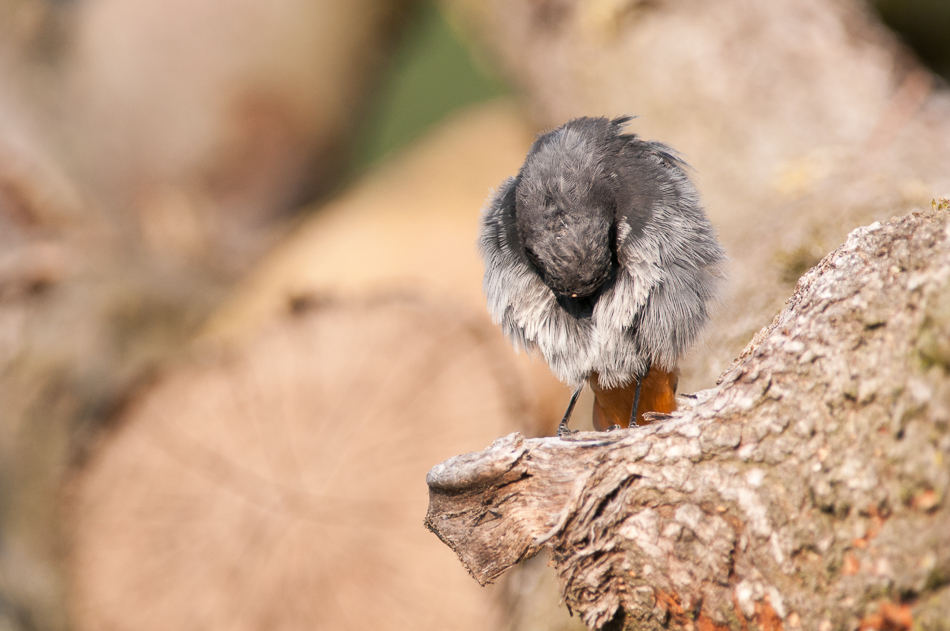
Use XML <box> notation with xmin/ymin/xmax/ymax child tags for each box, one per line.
<box><xmin>571</xmin><ymin>293</ymin><xmax>578</xmax><ymax>297</ymax></box>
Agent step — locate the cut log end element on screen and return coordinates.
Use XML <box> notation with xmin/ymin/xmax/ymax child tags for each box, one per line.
<box><xmin>67</xmin><ymin>295</ymin><xmax>527</xmax><ymax>631</ymax></box>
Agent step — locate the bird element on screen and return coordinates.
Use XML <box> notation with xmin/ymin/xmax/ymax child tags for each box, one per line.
<box><xmin>478</xmin><ymin>116</ymin><xmax>725</xmax><ymax>435</ymax></box>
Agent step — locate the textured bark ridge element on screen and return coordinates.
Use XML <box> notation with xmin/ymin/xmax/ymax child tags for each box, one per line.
<box><xmin>425</xmin><ymin>207</ymin><xmax>950</xmax><ymax>630</ymax></box>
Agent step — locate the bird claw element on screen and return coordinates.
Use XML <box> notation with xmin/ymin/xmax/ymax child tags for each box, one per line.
<box><xmin>557</xmin><ymin>422</ymin><xmax>579</xmax><ymax>438</ymax></box>
<box><xmin>606</xmin><ymin>424</ymin><xmax>622</xmax><ymax>431</ymax></box>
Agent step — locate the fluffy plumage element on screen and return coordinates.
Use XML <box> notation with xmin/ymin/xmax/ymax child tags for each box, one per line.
<box><xmin>479</xmin><ymin>116</ymin><xmax>724</xmax><ymax>392</ymax></box>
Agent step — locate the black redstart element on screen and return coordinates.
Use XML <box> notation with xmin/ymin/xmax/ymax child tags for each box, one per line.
<box><xmin>479</xmin><ymin>116</ymin><xmax>725</xmax><ymax>435</ymax></box>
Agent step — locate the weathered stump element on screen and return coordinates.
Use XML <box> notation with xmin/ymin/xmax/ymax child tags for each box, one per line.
<box><xmin>427</xmin><ymin>208</ymin><xmax>950</xmax><ymax>630</ymax></box>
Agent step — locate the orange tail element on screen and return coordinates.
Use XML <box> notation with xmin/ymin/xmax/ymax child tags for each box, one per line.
<box><xmin>590</xmin><ymin>367</ymin><xmax>678</xmax><ymax>430</ymax></box>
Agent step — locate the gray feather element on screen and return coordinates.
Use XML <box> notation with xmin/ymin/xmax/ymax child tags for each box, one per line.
<box><xmin>478</xmin><ymin>117</ymin><xmax>725</xmax><ymax>389</ymax></box>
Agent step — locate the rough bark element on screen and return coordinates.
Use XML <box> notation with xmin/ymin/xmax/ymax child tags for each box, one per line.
<box><xmin>426</xmin><ymin>207</ymin><xmax>950</xmax><ymax>630</ymax></box>
<box><xmin>426</xmin><ymin>3</ymin><xmax>950</xmax><ymax>626</ymax></box>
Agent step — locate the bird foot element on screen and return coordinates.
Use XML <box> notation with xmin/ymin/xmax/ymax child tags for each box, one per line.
<box><xmin>556</xmin><ymin>422</ymin><xmax>578</xmax><ymax>438</ymax></box>
<box><xmin>606</xmin><ymin>424</ymin><xmax>622</xmax><ymax>431</ymax></box>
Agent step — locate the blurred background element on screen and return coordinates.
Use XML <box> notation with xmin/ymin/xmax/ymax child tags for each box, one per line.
<box><xmin>0</xmin><ymin>0</ymin><xmax>948</xmax><ymax>630</ymax></box>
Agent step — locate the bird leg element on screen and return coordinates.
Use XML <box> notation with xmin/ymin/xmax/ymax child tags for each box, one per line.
<box><xmin>629</xmin><ymin>359</ymin><xmax>652</xmax><ymax>427</ymax></box>
<box><xmin>556</xmin><ymin>386</ymin><xmax>583</xmax><ymax>437</ymax></box>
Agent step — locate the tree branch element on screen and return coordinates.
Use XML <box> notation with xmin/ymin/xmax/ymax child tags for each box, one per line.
<box><xmin>426</xmin><ymin>207</ymin><xmax>950</xmax><ymax>630</ymax></box>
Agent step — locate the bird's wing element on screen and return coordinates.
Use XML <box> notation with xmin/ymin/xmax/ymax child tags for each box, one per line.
<box><xmin>479</xmin><ymin>176</ymin><xmax>542</xmax><ymax>349</ymax></box>
<box><xmin>603</xmin><ymin>137</ymin><xmax>727</xmax><ymax>373</ymax></box>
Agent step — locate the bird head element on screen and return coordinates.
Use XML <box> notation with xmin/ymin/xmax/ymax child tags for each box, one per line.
<box><xmin>515</xmin><ymin>123</ymin><xmax>618</xmax><ymax>299</ymax></box>
<box><xmin>518</xmin><ymin>204</ymin><xmax>614</xmax><ymax>298</ymax></box>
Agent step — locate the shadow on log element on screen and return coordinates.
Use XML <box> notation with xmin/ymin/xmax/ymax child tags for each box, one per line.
<box><xmin>426</xmin><ymin>206</ymin><xmax>950</xmax><ymax>630</ymax></box>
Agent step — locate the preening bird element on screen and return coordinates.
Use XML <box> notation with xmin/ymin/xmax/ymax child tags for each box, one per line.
<box><xmin>478</xmin><ymin>116</ymin><xmax>725</xmax><ymax>435</ymax></box>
